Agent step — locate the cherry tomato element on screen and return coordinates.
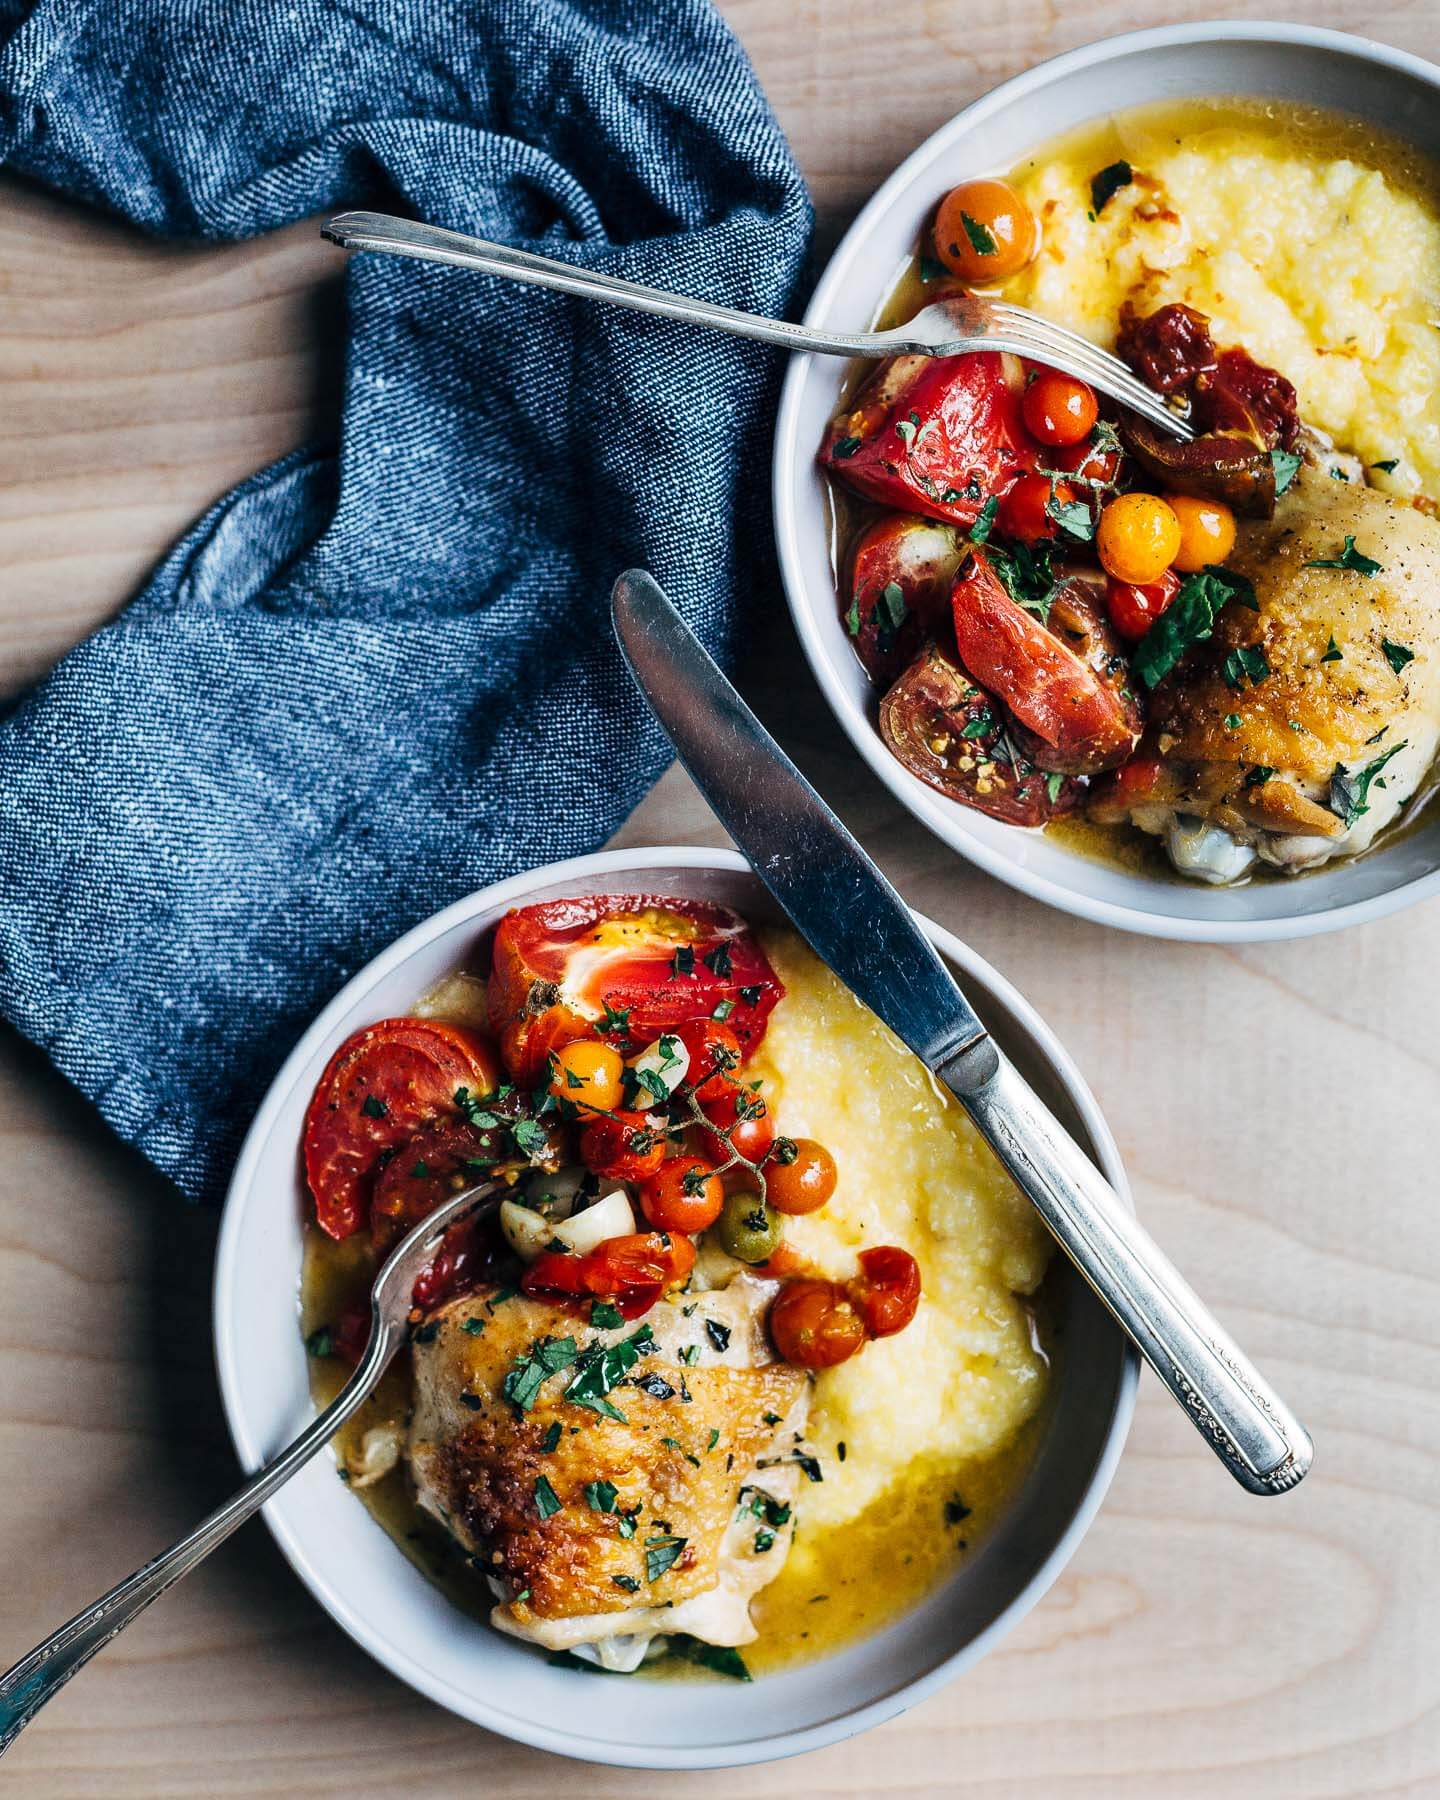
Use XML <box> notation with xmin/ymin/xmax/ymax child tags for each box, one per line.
<box><xmin>1052</xmin><ymin>431</ymin><xmax>1121</xmax><ymax>486</ymax></box>
<box><xmin>548</xmin><ymin>1038</ymin><xmax>625</xmax><ymax>1113</ymax></box>
<box><xmin>997</xmin><ymin>472</ymin><xmax>1071</xmax><ymax>544</ymax></box>
<box><xmin>1096</xmin><ymin>492</ymin><xmax>1181</xmax><ymax>585</ymax></box>
<box><xmin>370</xmin><ymin>1117</ymin><xmax>493</xmax><ymax>1253</ymax></box>
<box><xmin>1166</xmin><ymin>493</ymin><xmax>1237</xmax><ymax>572</ymax></box>
<box><xmin>1105</xmin><ymin>568</ymin><xmax>1181</xmax><ymax>644</ymax></box>
<box><xmin>488</xmin><ymin>896</ymin><xmax>782</xmax><ymax>1085</ymax></box>
<box><xmin>847</xmin><ymin>1246</ymin><xmax>922</xmax><ymax>1338</ymax></box>
<box><xmin>698</xmin><ymin>1085</ymin><xmax>776</xmax><ymax>1165</ymax></box>
<box><xmin>638</xmin><ymin>1155</ymin><xmax>724</xmax><ymax>1234</ymax></box>
<box><xmin>1021</xmin><ymin>370</ymin><xmax>1099</xmax><ymax>447</ymax></box>
<box><xmin>578</xmin><ymin>1109</ymin><xmax>666</xmax><ymax>1182</ymax></box>
<box><xmin>764</xmin><ymin>1139</ymin><xmax>838</xmax><ymax>1216</ymax></box>
<box><xmin>303</xmin><ymin>1018</ymin><xmax>502</xmax><ymax>1240</ymax></box>
<box><xmin>522</xmin><ymin>1231</ymin><xmax>696</xmax><ymax>1319</ymax></box>
<box><xmin>769</xmin><ymin>1279</ymin><xmax>867</xmax><ymax>1369</ymax></box>
<box><xmin>933</xmin><ymin>179</ymin><xmax>1037</xmax><ymax>283</ymax></box>
<box><xmin>673</xmin><ymin>1019</ymin><xmax>744</xmax><ymax>1106</ymax></box>
<box><xmin>411</xmin><ymin>1210</ymin><xmax>497</xmax><ymax>1313</ymax></box>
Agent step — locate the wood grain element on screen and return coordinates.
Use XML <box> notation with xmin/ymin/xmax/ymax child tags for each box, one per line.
<box><xmin>2</xmin><ymin>3</ymin><xmax>1439</xmax><ymax>1793</ymax></box>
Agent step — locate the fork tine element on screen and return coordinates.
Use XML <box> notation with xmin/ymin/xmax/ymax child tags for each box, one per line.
<box><xmin>990</xmin><ymin>304</ymin><xmax>1193</xmax><ymax>439</ymax></box>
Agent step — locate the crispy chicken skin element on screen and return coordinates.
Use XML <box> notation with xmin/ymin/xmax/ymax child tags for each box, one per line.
<box><xmin>1094</xmin><ymin>472</ymin><xmax>1440</xmax><ymax>874</ymax></box>
<box><xmin>408</xmin><ymin>1278</ymin><xmax>808</xmax><ymax>1661</ymax></box>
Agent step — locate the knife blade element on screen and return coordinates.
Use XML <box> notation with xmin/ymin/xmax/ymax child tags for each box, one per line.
<box><xmin>612</xmin><ymin>567</ymin><xmax>1313</xmax><ymax>1497</ymax></box>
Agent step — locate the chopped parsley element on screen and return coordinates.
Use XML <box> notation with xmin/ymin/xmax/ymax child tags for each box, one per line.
<box><xmin>1223</xmin><ymin>713</ymin><xmax>1242</xmax><ymax>731</ymax></box>
<box><xmin>1304</xmin><ymin>535</ymin><xmax>1382</xmax><ymax>575</ymax></box>
<box><xmin>457</xmin><ymin>1391</ymin><xmax>482</xmax><ymax>1411</ymax></box>
<box><xmin>1271</xmin><ymin>448</ymin><xmax>1302</xmax><ymax>496</ymax></box>
<box><xmin>703</xmin><ymin>942</ymin><xmax>733</xmax><ymax>978</ymax></box>
<box><xmin>633</xmin><ymin>1371</ymin><xmax>676</xmax><ymax>1400</ymax></box>
<box><xmin>959</xmin><ymin>211</ymin><xmax>997</xmax><ymax>257</ymax></box>
<box><xmin>563</xmin><ymin>1325</ymin><xmax>658</xmax><ymax>1420</ymax></box>
<box><xmin>1089</xmin><ymin>159</ymin><xmax>1133</xmax><ymax>215</ymax></box>
<box><xmin>304</xmin><ymin>1326</ymin><xmax>333</xmax><ymax>1358</ymax></box>
<box><xmin>1243</xmin><ymin>765</ymin><xmax>1275</xmax><ymax>788</ymax></box>
<box><xmin>611</xmin><ymin>1574</ymin><xmax>641</xmax><ymax>1593</ymax></box>
<box><xmin>712</xmin><ymin>999</ymin><xmax>734</xmax><ymax>1021</ymax></box>
<box><xmin>360</xmin><ymin>1094</ymin><xmax>387</xmax><ymax>1119</ymax></box>
<box><xmin>918</xmin><ymin>254</ymin><xmax>946</xmax><ymax>282</ymax></box>
<box><xmin>662</xmin><ymin>1434</ymin><xmax>701</xmax><ymax>1469</ymax></box>
<box><xmin>754</xmin><ymin>1529</ymin><xmax>776</xmax><ymax>1554</ymax></box>
<box><xmin>1132</xmin><ymin>565</ymin><xmax>1258</xmax><ymax>691</ymax></box>
<box><xmin>533</xmin><ymin>1475</ymin><xmax>562</xmax><ymax>1520</ymax></box>
<box><xmin>832</xmin><ymin>435</ymin><xmax>861</xmax><ymax>459</ymax></box>
<box><xmin>944</xmin><ymin>1495</ymin><xmax>972</xmax><ymax>1526</ymax></box>
<box><xmin>461</xmin><ymin>1316</ymin><xmax>485</xmax><ymax>1336</ymax></box>
<box><xmin>644</xmin><ymin>1534</ymin><xmax>688</xmax><ymax>1582</ymax></box>
<box><xmin>1046</xmin><ymin>489</ymin><xmax>1094</xmax><ymax>541</ymax></box>
<box><xmin>540</xmin><ymin>1421</ymin><xmax>562</xmax><ymax>1454</ymax></box>
<box><xmin>1372</xmin><ymin>458</ymin><xmax>1400</xmax><ymax>474</ymax></box>
<box><xmin>985</xmin><ymin>538</ymin><xmax>1059</xmax><ymax>622</ymax></box>
<box><xmin>1221</xmin><ymin>644</ymin><xmax>1270</xmax><ymax>691</ymax></box>
<box><xmin>1045</xmin><ymin>771</ymin><xmax>1065</xmax><ymax>804</ymax></box>
<box><xmin>1321</xmin><ymin>635</ymin><xmax>1343</xmax><ymax>664</ymax></box>
<box><xmin>597</xmin><ymin>1002</ymin><xmax>632</xmax><ymax>1035</ymax></box>
<box><xmin>411</xmin><ymin>1159</ymin><xmax>430</xmax><ymax>1178</ymax></box>
<box><xmin>502</xmin><ymin>1336</ymin><xmax>578</xmax><ymax>1412</ymax></box>
<box><xmin>584</xmin><ymin>1479</ymin><xmax>619</xmax><ymax>1514</ymax></box>
<box><xmin>679</xmin><ymin>1344</ymin><xmax>701</xmax><ymax>1367</ymax></box>
<box><xmin>705</xmin><ymin>1319</ymin><xmax>732</xmax><ymax>1354</ymax></box>
<box><xmin>1383</xmin><ymin>640</ymin><xmax>1415</xmax><ymax>675</ymax></box>
<box><xmin>511</xmin><ymin>1118</ymin><xmax>548</xmax><ymax>1158</ymax></box>
<box><xmin>1331</xmin><ymin>740</ymin><xmax>1409</xmax><ymax>828</ymax></box>
<box><xmin>590</xmin><ymin>1299</ymin><xmax>624</xmax><ymax>1329</ymax></box>
<box><xmin>670</xmin><ymin>946</ymin><xmax>695</xmax><ymax>979</ymax></box>
<box><xmin>667</xmin><ymin>1635</ymin><xmax>751</xmax><ymax>1683</ymax></box>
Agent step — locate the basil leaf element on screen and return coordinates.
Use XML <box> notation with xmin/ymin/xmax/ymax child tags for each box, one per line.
<box><xmin>1131</xmin><ymin>565</ymin><xmax>1257</xmax><ymax>691</ymax></box>
<box><xmin>1383</xmin><ymin>640</ymin><xmax>1415</xmax><ymax>675</ymax></box>
<box><xmin>1089</xmin><ymin>160</ymin><xmax>1133</xmax><ymax>215</ymax></box>
<box><xmin>1330</xmin><ymin>739</ymin><xmax>1409</xmax><ymax>827</ymax></box>
<box><xmin>959</xmin><ymin>211</ymin><xmax>997</xmax><ymax>256</ymax></box>
<box><xmin>1304</xmin><ymin>535</ymin><xmax>1382</xmax><ymax>575</ymax></box>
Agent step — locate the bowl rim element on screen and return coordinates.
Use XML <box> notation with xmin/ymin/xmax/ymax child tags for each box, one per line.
<box><xmin>772</xmin><ymin>19</ymin><xmax>1440</xmax><ymax>943</ymax></box>
<box><xmin>212</xmin><ymin>844</ymin><xmax>1138</xmax><ymax>1768</ymax></box>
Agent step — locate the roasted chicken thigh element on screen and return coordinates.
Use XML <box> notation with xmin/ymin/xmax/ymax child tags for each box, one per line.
<box><xmin>1094</xmin><ymin>472</ymin><xmax>1440</xmax><ymax>878</ymax></box>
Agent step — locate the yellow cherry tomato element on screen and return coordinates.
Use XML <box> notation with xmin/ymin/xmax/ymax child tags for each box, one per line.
<box><xmin>1167</xmin><ymin>493</ymin><xmax>1238</xmax><ymax>572</ymax></box>
<box><xmin>933</xmin><ymin>179</ymin><xmax>1037</xmax><ymax>283</ymax></box>
<box><xmin>548</xmin><ymin>1038</ymin><xmax>625</xmax><ymax>1113</ymax></box>
<box><xmin>1096</xmin><ymin>492</ymin><xmax>1182</xmax><ymax>586</ymax></box>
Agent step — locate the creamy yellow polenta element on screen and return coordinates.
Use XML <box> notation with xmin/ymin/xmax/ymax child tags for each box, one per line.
<box><xmin>1002</xmin><ymin>101</ymin><xmax>1440</xmax><ymax>501</ymax></box>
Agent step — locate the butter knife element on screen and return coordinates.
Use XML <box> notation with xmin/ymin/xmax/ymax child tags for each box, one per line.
<box><xmin>611</xmin><ymin>568</ymin><xmax>1312</xmax><ymax>1496</ymax></box>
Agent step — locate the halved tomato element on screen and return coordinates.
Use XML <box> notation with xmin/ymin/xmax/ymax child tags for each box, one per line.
<box><xmin>819</xmin><ymin>352</ymin><xmax>1035</xmax><ymax>529</ymax></box>
<box><xmin>487</xmin><ymin>896</ymin><xmax>782</xmax><ymax>1086</ymax></box>
<box><xmin>843</xmin><ymin>513</ymin><xmax>963</xmax><ymax>686</ymax></box>
<box><xmin>302</xmin><ymin>1018</ymin><xmax>501</xmax><ymax>1240</ymax></box>
<box><xmin>950</xmin><ymin>553</ymin><xmax>1142</xmax><ymax>776</ymax></box>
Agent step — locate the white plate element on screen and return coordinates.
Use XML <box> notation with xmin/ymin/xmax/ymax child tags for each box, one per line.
<box><xmin>773</xmin><ymin>22</ymin><xmax>1440</xmax><ymax>941</ymax></box>
<box><xmin>213</xmin><ymin>846</ymin><xmax>1136</xmax><ymax>1767</ymax></box>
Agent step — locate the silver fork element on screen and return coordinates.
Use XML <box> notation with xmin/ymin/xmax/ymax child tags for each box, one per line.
<box><xmin>323</xmin><ymin>210</ymin><xmax>1193</xmax><ymax>442</ymax></box>
<box><xmin>0</xmin><ymin>1178</ymin><xmax>502</xmax><ymax>1755</ymax></box>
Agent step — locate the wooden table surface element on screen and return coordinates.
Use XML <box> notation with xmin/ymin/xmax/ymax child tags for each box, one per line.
<box><xmin>3</xmin><ymin>2</ymin><xmax>1438</xmax><ymax>1793</ymax></box>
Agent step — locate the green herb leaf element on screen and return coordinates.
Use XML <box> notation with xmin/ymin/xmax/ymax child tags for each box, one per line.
<box><xmin>670</xmin><ymin>946</ymin><xmax>695</xmax><ymax>979</ymax></box>
<box><xmin>1321</xmin><ymin>635</ymin><xmax>1343</xmax><ymax>664</ymax></box>
<box><xmin>667</xmin><ymin>1635</ymin><xmax>752</xmax><ymax>1682</ymax></box>
<box><xmin>590</xmin><ymin>1299</ymin><xmax>624</xmax><ymax>1329</ymax></box>
<box><xmin>1224</xmin><ymin>713</ymin><xmax>1242</xmax><ymax>730</ymax></box>
<box><xmin>1383</xmin><ymin>640</ymin><xmax>1415</xmax><ymax>675</ymax></box>
<box><xmin>1045</xmin><ymin>771</ymin><xmax>1065</xmax><ymax>803</ymax></box>
<box><xmin>969</xmin><ymin>496</ymin><xmax>999</xmax><ymax>545</ymax></box>
<box><xmin>1221</xmin><ymin>644</ymin><xmax>1270</xmax><ymax>690</ymax></box>
<box><xmin>1304</xmin><ymin>535</ymin><xmax>1382</xmax><ymax>575</ymax></box>
<box><xmin>611</xmin><ymin>1573</ymin><xmax>641</xmax><ymax>1593</ymax></box>
<box><xmin>1244</xmin><ymin>765</ymin><xmax>1274</xmax><ymax>788</ymax></box>
<box><xmin>985</xmin><ymin>539</ymin><xmax>1059</xmax><ymax>622</ymax></box>
<box><xmin>304</xmin><ymin>1326</ymin><xmax>334</xmax><ymax>1358</ymax></box>
<box><xmin>843</xmin><ymin>593</ymin><xmax>861</xmax><ymax>636</ymax></box>
<box><xmin>503</xmin><ymin>1336</ymin><xmax>579</xmax><ymax>1412</ymax></box>
<box><xmin>1089</xmin><ymin>160</ymin><xmax>1133</xmax><ymax>215</ymax></box>
<box><xmin>918</xmin><ymin>254</ymin><xmax>946</xmax><ymax>282</ymax></box>
<box><xmin>645</xmin><ymin>1534</ymin><xmax>688</xmax><ymax>1582</ymax></box>
<box><xmin>584</xmin><ymin>1479</ymin><xmax>619</xmax><ymax>1514</ymax></box>
<box><xmin>944</xmin><ymin>1494</ymin><xmax>972</xmax><ymax>1525</ymax></box>
<box><xmin>1131</xmin><ymin>565</ymin><xmax>1257</xmax><ymax>691</ymax></box>
<box><xmin>1371</xmin><ymin>458</ymin><xmax>1399</xmax><ymax>473</ymax></box>
<box><xmin>832</xmin><ymin>435</ymin><xmax>861</xmax><ymax>460</ymax></box>
<box><xmin>1271</xmin><ymin>448</ymin><xmax>1302</xmax><ymax>496</ymax></box>
<box><xmin>1047</xmin><ymin>490</ymin><xmax>1094</xmax><ymax>540</ymax></box>
<box><xmin>461</xmin><ymin>1316</ymin><xmax>486</xmax><ymax>1337</ymax></box>
<box><xmin>1330</xmin><ymin>740</ymin><xmax>1409</xmax><ymax>828</ymax></box>
<box><xmin>540</xmin><ymin>1421</ymin><xmax>562</xmax><ymax>1453</ymax></box>
<box><xmin>562</xmin><ymin>1326</ymin><xmax>656</xmax><ymax>1420</ymax></box>
<box><xmin>959</xmin><ymin>211</ymin><xmax>997</xmax><ymax>257</ymax></box>
<box><xmin>360</xmin><ymin>1094</ymin><xmax>387</xmax><ymax>1119</ymax></box>
<box><xmin>533</xmin><ymin>1475</ymin><xmax>562</xmax><ymax>1520</ymax></box>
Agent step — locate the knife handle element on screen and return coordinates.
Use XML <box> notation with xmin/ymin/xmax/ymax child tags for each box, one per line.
<box><xmin>947</xmin><ymin>1048</ymin><xmax>1312</xmax><ymax>1495</ymax></box>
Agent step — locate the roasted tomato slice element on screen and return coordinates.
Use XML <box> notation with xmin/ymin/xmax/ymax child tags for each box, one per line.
<box><xmin>950</xmin><ymin>553</ymin><xmax>1143</xmax><ymax>776</ymax></box>
<box><xmin>879</xmin><ymin>642</ymin><xmax>1084</xmax><ymax>825</ymax></box>
<box><xmin>521</xmin><ymin>1231</ymin><xmax>697</xmax><ymax>1319</ymax></box>
<box><xmin>843</xmin><ymin>513</ymin><xmax>964</xmax><ymax>685</ymax></box>
<box><xmin>411</xmin><ymin>1209</ymin><xmax>502</xmax><ymax>1313</ymax></box>
<box><xmin>819</xmin><ymin>352</ymin><xmax>1035</xmax><ymax>528</ymax></box>
<box><xmin>487</xmin><ymin>896</ymin><xmax>782</xmax><ymax>1085</ymax></box>
<box><xmin>370</xmin><ymin>1117</ymin><xmax>494</xmax><ymax>1255</ymax></box>
<box><xmin>1004</xmin><ymin>577</ymin><xmax>1145</xmax><ymax>775</ymax></box>
<box><xmin>303</xmin><ymin>1019</ymin><xmax>502</xmax><ymax>1240</ymax></box>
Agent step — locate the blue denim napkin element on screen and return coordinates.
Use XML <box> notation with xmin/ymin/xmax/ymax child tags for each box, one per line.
<box><xmin>0</xmin><ymin>0</ymin><xmax>810</xmax><ymax>1201</ymax></box>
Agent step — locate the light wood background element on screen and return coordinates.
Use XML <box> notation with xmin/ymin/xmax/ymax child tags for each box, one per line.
<box><xmin>3</xmin><ymin>2</ymin><xmax>1437</xmax><ymax>1793</ymax></box>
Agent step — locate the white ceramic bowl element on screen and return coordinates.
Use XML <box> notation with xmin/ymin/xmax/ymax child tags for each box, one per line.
<box><xmin>774</xmin><ymin>22</ymin><xmax>1440</xmax><ymax>942</ymax></box>
<box><xmin>214</xmin><ymin>846</ymin><xmax>1136</xmax><ymax>1768</ymax></box>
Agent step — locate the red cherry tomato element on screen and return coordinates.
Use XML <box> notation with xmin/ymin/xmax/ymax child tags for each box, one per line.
<box><xmin>997</xmin><ymin>472</ymin><xmax>1071</xmax><ymax>544</ymax></box>
<box><xmin>1105</xmin><ymin>568</ymin><xmax>1181</xmax><ymax>643</ymax></box>
<box><xmin>303</xmin><ymin>1018</ymin><xmax>502</xmax><ymax>1240</ymax></box>
<box><xmin>370</xmin><ymin>1117</ymin><xmax>494</xmax><ymax>1254</ymax></box>
<box><xmin>412</xmin><ymin>1210</ymin><xmax>499</xmax><ymax>1313</ymax></box>
<box><xmin>764</xmin><ymin>1139</ymin><xmax>838</xmax><ymax>1216</ymax></box>
<box><xmin>769</xmin><ymin>1279</ymin><xmax>867</xmax><ymax>1369</ymax></box>
<box><xmin>1052</xmin><ymin>432</ymin><xmax>1122</xmax><ymax>486</ymax></box>
<box><xmin>673</xmin><ymin>1019</ymin><xmax>744</xmax><ymax>1105</ymax></box>
<box><xmin>1021</xmin><ymin>370</ymin><xmax>1099</xmax><ymax>447</ymax></box>
<box><xmin>638</xmin><ymin>1155</ymin><xmax>725</xmax><ymax>1234</ymax></box>
<box><xmin>522</xmin><ymin>1231</ymin><xmax>696</xmax><ymax>1319</ymax></box>
<box><xmin>487</xmin><ymin>896</ymin><xmax>782</xmax><ymax>1086</ymax></box>
<box><xmin>578</xmin><ymin>1109</ymin><xmax>667</xmax><ymax>1182</ymax></box>
<box><xmin>847</xmin><ymin>1246</ymin><xmax>922</xmax><ymax>1338</ymax></box>
<box><xmin>698</xmin><ymin>1085</ymin><xmax>776</xmax><ymax>1165</ymax></box>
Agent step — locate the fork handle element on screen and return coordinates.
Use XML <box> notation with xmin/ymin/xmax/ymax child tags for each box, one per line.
<box><xmin>324</xmin><ymin>210</ymin><xmax>886</xmax><ymax>358</ymax></box>
<box><xmin>0</xmin><ymin>1333</ymin><xmax>392</xmax><ymax>1756</ymax></box>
